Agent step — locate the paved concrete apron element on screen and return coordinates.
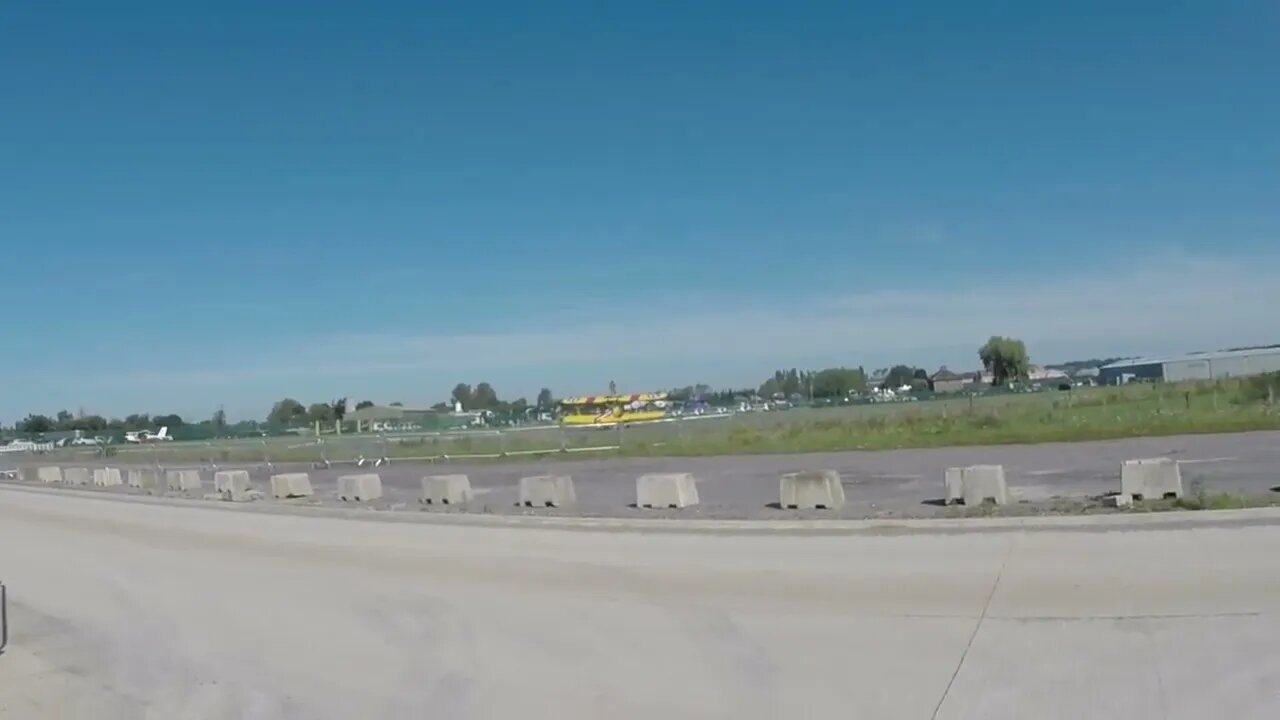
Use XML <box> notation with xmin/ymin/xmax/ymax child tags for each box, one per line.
<box><xmin>0</xmin><ymin>488</ymin><xmax>1277</xmax><ymax>719</ymax></box>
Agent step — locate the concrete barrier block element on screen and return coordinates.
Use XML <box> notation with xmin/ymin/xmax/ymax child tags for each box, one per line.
<box><xmin>64</xmin><ymin>467</ymin><xmax>91</xmax><ymax>486</ymax></box>
<box><xmin>214</xmin><ymin>470</ymin><xmax>253</xmax><ymax>501</ymax></box>
<box><xmin>953</xmin><ymin>465</ymin><xmax>1009</xmax><ymax>506</ymax></box>
<box><xmin>127</xmin><ymin>469</ymin><xmax>162</xmax><ymax>490</ymax></box>
<box><xmin>270</xmin><ymin>473</ymin><xmax>314</xmax><ymax>499</ymax></box>
<box><xmin>779</xmin><ymin>470</ymin><xmax>845</xmax><ymax>510</ymax></box>
<box><xmin>37</xmin><ymin>466</ymin><xmax>63</xmax><ymax>484</ymax></box>
<box><xmin>518</xmin><ymin>475</ymin><xmax>575</xmax><ymax>508</ymax></box>
<box><xmin>1121</xmin><ymin>458</ymin><xmax>1183</xmax><ymax>500</ymax></box>
<box><xmin>944</xmin><ymin>467</ymin><xmax>964</xmax><ymax>504</ymax></box>
<box><xmin>636</xmin><ymin>473</ymin><xmax>700</xmax><ymax>509</ymax></box>
<box><xmin>93</xmin><ymin>468</ymin><xmax>123</xmax><ymax>487</ymax></box>
<box><xmin>338</xmin><ymin>473</ymin><xmax>382</xmax><ymax>502</ymax></box>
<box><xmin>420</xmin><ymin>474</ymin><xmax>472</xmax><ymax>505</ymax></box>
<box><xmin>1105</xmin><ymin>493</ymin><xmax>1134</xmax><ymax>508</ymax></box>
<box><xmin>166</xmin><ymin>469</ymin><xmax>203</xmax><ymax>492</ymax></box>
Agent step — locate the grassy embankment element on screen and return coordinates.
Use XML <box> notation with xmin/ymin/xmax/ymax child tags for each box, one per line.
<box><xmin>624</xmin><ymin>374</ymin><xmax>1280</xmax><ymax>456</ymax></box>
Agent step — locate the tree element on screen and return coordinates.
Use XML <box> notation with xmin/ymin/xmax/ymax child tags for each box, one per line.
<box><xmin>451</xmin><ymin>383</ymin><xmax>473</xmax><ymax>410</ymax></box>
<box><xmin>17</xmin><ymin>414</ymin><xmax>54</xmax><ymax>433</ymax></box>
<box><xmin>882</xmin><ymin>365</ymin><xmax>924</xmax><ymax>389</ymax></box>
<box><xmin>536</xmin><ymin>388</ymin><xmax>554</xmax><ymax>409</ymax></box>
<box><xmin>70</xmin><ymin>415</ymin><xmax>108</xmax><ymax>432</ymax></box>
<box><xmin>979</xmin><ymin>336</ymin><xmax>1031</xmax><ymax>386</ymax></box>
<box><xmin>758</xmin><ymin>368</ymin><xmax>812</xmax><ymax>398</ymax></box>
<box><xmin>306</xmin><ymin>402</ymin><xmax>335</xmax><ymax>424</ymax></box>
<box><xmin>55</xmin><ymin>410</ymin><xmax>73</xmax><ymax>427</ymax></box>
<box><xmin>355</xmin><ymin>400</ymin><xmax>374</xmax><ymax>410</ymax></box>
<box><xmin>389</xmin><ymin>401</ymin><xmax>404</xmax><ymax>407</ymax></box>
<box><xmin>331</xmin><ymin>398</ymin><xmax>347</xmax><ymax>422</ymax></box>
<box><xmin>124</xmin><ymin>413</ymin><xmax>151</xmax><ymax>430</ymax></box>
<box><xmin>472</xmin><ymin>382</ymin><xmax>499</xmax><ymax>410</ymax></box>
<box><xmin>811</xmin><ymin>367</ymin><xmax>867</xmax><ymax>398</ymax></box>
<box><xmin>155</xmin><ymin>414</ymin><xmax>186</xmax><ymax>428</ymax></box>
<box><xmin>609</xmin><ymin>380</ymin><xmax>617</xmax><ymax>395</ymax></box>
<box><xmin>267</xmin><ymin>398</ymin><xmax>306</xmax><ymax>426</ymax></box>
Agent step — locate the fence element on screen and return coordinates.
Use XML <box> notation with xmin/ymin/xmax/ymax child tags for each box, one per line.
<box><xmin>7</xmin><ymin>381</ymin><xmax>1277</xmax><ymax>471</ymax></box>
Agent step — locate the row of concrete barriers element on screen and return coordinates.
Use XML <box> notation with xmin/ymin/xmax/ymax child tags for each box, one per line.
<box><xmin>22</xmin><ymin>457</ymin><xmax>1185</xmax><ymax>510</ymax></box>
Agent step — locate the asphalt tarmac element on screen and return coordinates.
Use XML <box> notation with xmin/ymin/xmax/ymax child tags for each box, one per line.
<box><xmin>7</xmin><ymin>430</ymin><xmax>1279</xmax><ymax>518</ymax></box>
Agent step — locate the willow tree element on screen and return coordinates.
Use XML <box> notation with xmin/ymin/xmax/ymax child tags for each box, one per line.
<box><xmin>979</xmin><ymin>336</ymin><xmax>1030</xmax><ymax>386</ymax></box>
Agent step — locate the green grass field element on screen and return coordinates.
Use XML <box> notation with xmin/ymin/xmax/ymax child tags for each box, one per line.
<box><xmin>626</xmin><ymin>379</ymin><xmax>1280</xmax><ymax>456</ymax></box>
<box><xmin>37</xmin><ymin>376</ymin><xmax>1280</xmax><ymax>466</ymax></box>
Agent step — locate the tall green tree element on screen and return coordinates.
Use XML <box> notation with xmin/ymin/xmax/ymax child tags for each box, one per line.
<box><xmin>267</xmin><ymin>398</ymin><xmax>307</xmax><ymax>426</ymax></box>
<box><xmin>17</xmin><ymin>414</ymin><xmax>54</xmax><ymax>433</ymax></box>
<box><xmin>451</xmin><ymin>383</ymin><xmax>473</xmax><ymax>409</ymax></box>
<box><xmin>355</xmin><ymin>400</ymin><xmax>374</xmax><ymax>410</ymax></box>
<box><xmin>306</xmin><ymin>403</ymin><xmax>335</xmax><ymax>424</ymax></box>
<box><xmin>811</xmin><ymin>367</ymin><xmax>867</xmax><ymax>398</ymax></box>
<box><xmin>882</xmin><ymin>365</ymin><xmax>924</xmax><ymax>389</ymax></box>
<box><xmin>979</xmin><ymin>336</ymin><xmax>1031</xmax><ymax>386</ymax></box>
<box><xmin>536</xmin><ymin>388</ymin><xmax>554</xmax><ymax>409</ymax></box>
<box><xmin>331</xmin><ymin>398</ymin><xmax>348</xmax><ymax>422</ymax></box>
<box><xmin>472</xmin><ymin>383</ymin><xmax>499</xmax><ymax>410</ymax></box>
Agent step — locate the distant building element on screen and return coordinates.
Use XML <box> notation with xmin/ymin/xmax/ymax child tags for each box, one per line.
<box><xmin>930</xmin><ymin>367</ymin><xmax>968</xmax><ymax>394</ymax></box>
<box><xmin>1027</xmin><ymin>365</ymin><xmax>1070</xmax><ymax>382</ymax></box>
<box><xmin>345</xmin><ymin>405</ymin><xmax>439</xmax><ymax>432</ymax></box>
<box><xmin>1099</xmin><ymin>347</ymin><xmax>1280</xmax><ymax>385</ymax></box>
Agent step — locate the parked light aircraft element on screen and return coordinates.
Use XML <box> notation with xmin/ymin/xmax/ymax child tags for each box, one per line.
<box><xmin>124</xmin><ymin>426</ymin><xmax>171</xmax><ymax>443</ymax></box>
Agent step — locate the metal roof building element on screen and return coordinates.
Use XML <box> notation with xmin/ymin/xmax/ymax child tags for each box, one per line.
<box><xmin>1099</xmin><ymin>347</ymin><xmax>1280</xmax><ymax>384</ymax></box>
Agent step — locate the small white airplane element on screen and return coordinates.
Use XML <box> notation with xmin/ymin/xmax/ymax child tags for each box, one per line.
<box><xmin>124</xmin><ymin>426</ymin><xmax>172</xmax><ymax>443</ymax></box>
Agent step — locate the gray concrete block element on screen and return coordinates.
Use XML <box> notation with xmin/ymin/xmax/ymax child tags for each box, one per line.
<box><xmin>420</xmin><ymin>474</ymin><xmax>473</xmax><ymax>505</ymax></box>
<box><xmin>779</xmin><ymin>470</ymin><xmax>845</xmax><ymax>510</ymax></box>
<box><xmin>338</xmin><ymin>473</ymin><xmax>382</xmax><ymax>502</ymax></box>
<box><xmin>127</xmin><ymin>469</ymin><xmax>162</xmax><ymax>490</ymax></box>
<box><xmin>37</xmin><ymin>466</ymin><xmax>63</xmax><ymax>484</ymax></box>
<box><xmin>953</xmin><ymin>465</ymin><xmax>1009</xmax><ymax>506</ymax></box>
<box><xmin>64</xmin><ymin>467</ymin><xmax>91</xmax><ymax>486</ymax></box>
<box><xmin>270</xmin><ymin>472</ymin><xmax>314</xmax><ymax>499</ymax></box>
<box><xmin>944</xmin><ymin>467</ymin><xmax>964</xmax><ymax>504</ymax></box>
<box><xmin>166</xmin><ymin>469</ymin><xmax>203</xmax><ymax>492</ymax></box>
<box><xmin>93</xmin><ymin>468</ymin><xmax>123</xmax><ymax>487</ymax></box>
<box><xmin>1121</xmin><ymin>457</ymin><xmax>1183</xmax><ymax>500</ymax></box>
<box><xmin>518</xmin><ymin>475</ymin><xmax>576</xmax><ymax>508</ymax></box>
<box><xmin>636</xmin><ymin>473</ymin><xmax>700</xmax><ymax>509</ymax></box>
<box><xmin>1105</xmin><ymin>493</ymin><xmax>1134</xmax><ymax>508</ymax></box>
<box><xmin>214</xmin><ymin>470</ymin><xmax>253</xmax><ymax>501</ymax></box>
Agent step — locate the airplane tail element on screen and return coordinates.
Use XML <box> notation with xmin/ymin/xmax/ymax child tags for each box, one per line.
<box><xmin>156</xmin><ymin>426</ymin><xmax>169</xmax><ymax>440</ymax></box>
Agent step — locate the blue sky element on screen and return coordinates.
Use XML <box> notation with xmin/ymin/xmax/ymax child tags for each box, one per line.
<box><xmin>2</xmin><ymin>1</ymin><xmax>1278</xmax><ymax>422</ymax></box>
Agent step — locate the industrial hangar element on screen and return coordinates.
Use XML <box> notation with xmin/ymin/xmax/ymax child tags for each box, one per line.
<box><xmin>1099</xmin><ymin>347</ymin><xmax>1280</xmax><ymax>384</ymax></box>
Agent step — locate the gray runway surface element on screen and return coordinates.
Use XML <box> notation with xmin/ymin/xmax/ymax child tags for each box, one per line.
<box><xmin>1</xmin><ymin>487</ymin><xmax>1278</xmax><ymax>719</ymax></box>
<box><xmin>9</xmin><ymin>430</ymin><xmax>1280</xmax><ymax>518</ymax></box>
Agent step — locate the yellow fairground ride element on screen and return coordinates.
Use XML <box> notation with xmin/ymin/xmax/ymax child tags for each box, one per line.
<box><xmin>558</xmin><ymin>392</ymin><xmax>670</xmax><ymax>426</ymax></box>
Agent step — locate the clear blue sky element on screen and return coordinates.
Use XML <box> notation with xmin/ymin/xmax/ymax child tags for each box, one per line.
<box><xmin>2</xmin><ymin>1</ymin><xmax>1278</xmax><ymax>422</ymax></box>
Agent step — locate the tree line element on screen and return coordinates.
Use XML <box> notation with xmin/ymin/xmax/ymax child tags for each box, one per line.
<box><xmin>262</xmin><ymin>385</ymin><xmax>561</xmax><ymax>427</ymax></box>
<box><xmin>14</xmin><ymin>409</ymin><xmax>215</xmax><ymax>435</ymax></box>
<box><xmin>11</xmin><ymin>336</ymin><xmax>1038</xmax><ymax>433</ymax></box>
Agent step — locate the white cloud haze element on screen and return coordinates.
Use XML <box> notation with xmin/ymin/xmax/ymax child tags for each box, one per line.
<box><xmin>8</xmin><ymin>253</ymin><xmax>1278</xmax><ymax>421</ymax></box>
